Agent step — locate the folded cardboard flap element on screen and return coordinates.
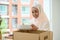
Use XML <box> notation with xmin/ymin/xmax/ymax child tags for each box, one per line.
<box><xmin>16</xmin><ymin>30</ymin><xmax>46</xmax><ymax>34</ymax></box>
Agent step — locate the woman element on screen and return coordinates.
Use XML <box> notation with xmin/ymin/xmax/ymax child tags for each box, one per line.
<box><xmin>31</xmin><ymin>4</ymin><xmax>50</xmax><ymax>31</ymax></box>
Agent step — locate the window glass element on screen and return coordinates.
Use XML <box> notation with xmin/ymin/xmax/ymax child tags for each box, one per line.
<box><xmin>12</xmin><ymin>18</ymin><xmax>17</xmax><ymax>29</ymax></box>
<box><xmin>12</xmin><ymin>0</ymin><xmax>17</xmax><ymax>3</ymax></box>
<box><xmin>0</xmin><ymin>5</ymin><xmax>8</xmax><ymax>15</ymax></box>
<box><xmin>4</xmin><ymin>18</ymin><xmax>9</xmax><ymax>28</ymax></box>
<box><xmin>21</xmin><ymin>6</ymin><xmax>30</xmax><ymax>17</ymax></box>
<box><xmin>21</xmin><ymin>0</ymin><xmax>30</xmax><ymax>5</ymax></box>
<box><xmin>12</xmin><ymin>5</ymin><xmax>17</xmax><ymax>16</ymax></box>
<box><xmin>21</xmin><ymin>18</ymin><xmax>31</xmax><ymax>25</ymax></box>
<box><xmin>0</xmin><ymin>18</ymin><xmax>9</xmax><ymax>29</ymax></box>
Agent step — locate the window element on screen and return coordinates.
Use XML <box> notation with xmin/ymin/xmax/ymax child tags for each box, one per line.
<box><xmin>12</xmin><ymin>0</ymin><xmax>17</xmax><ymax>3</ymax></box>
<box><xmin>21</xmin><ymin>0</ymin><xmax>30</xmax><ymax>5</ymax></box>
<box><xmin>21</xmin><ymin>6</ymin><xmax>30</xmax><ymax>17</ymax></box>
<box><xmin>4</xmin><ymin>18</ymin><xmax>9</xmax><ymax>28</ymax></box>
<box><xmin>1</xmin><ymin>15</ymin><xmax>9</xmax><ymax>29</ymax></box>
<box><xmin>0</xmin><ymin>17</ymin><xmax>9</xmax><ymax>29</ymax></box>
<box><xmin>12</xmin><ymin>5</ymin><xmax>17</xmax><ymax>16</ymax></box>
<box><xmin>33</xmin><ymin>0</ymin><xmax>39</xmax><ymax>6</ymax></box>
<box><xmin>0</xmin><ymin>5</ymin><xmax>8</xmax><ymax>15</ymax></box>
<box><xmin>12</xmin><ymin>18</ymin><xmax>17</xmax><ymax>29</ymax></box>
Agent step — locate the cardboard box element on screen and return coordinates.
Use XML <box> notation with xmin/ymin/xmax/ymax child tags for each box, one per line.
<box><xmin>13</xmin><ymin>30</ymin><xmax>53</xmax><ymax>40</ymax></box>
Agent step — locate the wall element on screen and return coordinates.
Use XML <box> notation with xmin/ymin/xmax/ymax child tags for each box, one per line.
<box><xmin>52</xmin><ymin>0</ymin><xmax>60</xmax><ymax>40</ymax></box>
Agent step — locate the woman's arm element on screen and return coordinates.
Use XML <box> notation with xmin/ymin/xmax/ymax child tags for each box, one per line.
<box><xmin>31</xmin><ymin>24</ymin><xmax>38</xmax><ymax>30</ymax></box>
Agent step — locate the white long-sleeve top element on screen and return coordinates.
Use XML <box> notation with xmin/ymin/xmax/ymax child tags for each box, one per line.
<box><xmin>31</xmin><ymin>14</ymin><xmax>50</xmax><ymax>31</ymax></box>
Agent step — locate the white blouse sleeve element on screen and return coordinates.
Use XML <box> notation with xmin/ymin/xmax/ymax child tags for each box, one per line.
<box><xmin>40</xmin><ymin>21</ymin><xmax>50</xmax><ymax>31</ymax></box>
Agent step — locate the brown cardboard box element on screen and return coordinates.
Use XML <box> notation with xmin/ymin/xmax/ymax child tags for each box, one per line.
<box><xmin>13</xmin><ymin>30</ymin><xmax>53</xmax><ymax>40</ymax></box>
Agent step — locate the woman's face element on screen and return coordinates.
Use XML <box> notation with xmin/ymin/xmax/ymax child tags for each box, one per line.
<box><xmin>32</xmin><ymin>7</ymin><xmax>39</xmax><ymax>18</ymax></box>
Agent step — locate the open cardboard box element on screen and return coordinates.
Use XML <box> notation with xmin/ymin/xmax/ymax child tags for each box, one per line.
<box><xmin>13</xmin><ymin>30</ymin><xmax>53</xmax><ymax>40</ymax></box>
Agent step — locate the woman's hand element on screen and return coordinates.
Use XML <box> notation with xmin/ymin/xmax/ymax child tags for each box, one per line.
<box><xmin>31</xmin><ymin>24</ymin><xmax>38</xmax><ymax>30</ymax></box>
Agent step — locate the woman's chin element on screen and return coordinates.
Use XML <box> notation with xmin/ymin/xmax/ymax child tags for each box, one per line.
<box><xmin>34</xmin><ymin>17</ymin><xmax>38</xmax><ymax>19</ymax></box>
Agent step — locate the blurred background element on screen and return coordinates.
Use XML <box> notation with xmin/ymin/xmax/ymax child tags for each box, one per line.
<box><xmin>0</xmin><ymin>0</ymin><xmax>60</xmax><ymax>40</ymax></box>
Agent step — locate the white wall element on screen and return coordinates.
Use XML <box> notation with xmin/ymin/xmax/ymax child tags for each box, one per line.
<box><xmin>52</xmin><ymin>0</ymin><xmax>60</xmax><ymax>40</ymax></box>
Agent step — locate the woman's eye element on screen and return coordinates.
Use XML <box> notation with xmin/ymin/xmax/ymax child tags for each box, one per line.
<box><xmin>35</xmin><ymin>10</ymin><xmax>38</xmax><ymax>13</ymax></box>
<box><xmin>32</xmin><ymin>11</ymin><xmax>34</xmax><ymax>13</ymax></box>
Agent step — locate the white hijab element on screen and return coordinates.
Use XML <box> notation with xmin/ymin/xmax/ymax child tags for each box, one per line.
<box><xmin>31</xmin><ymin>4</ymin><xmax>50</xmax><ymax>31</ymax></box>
